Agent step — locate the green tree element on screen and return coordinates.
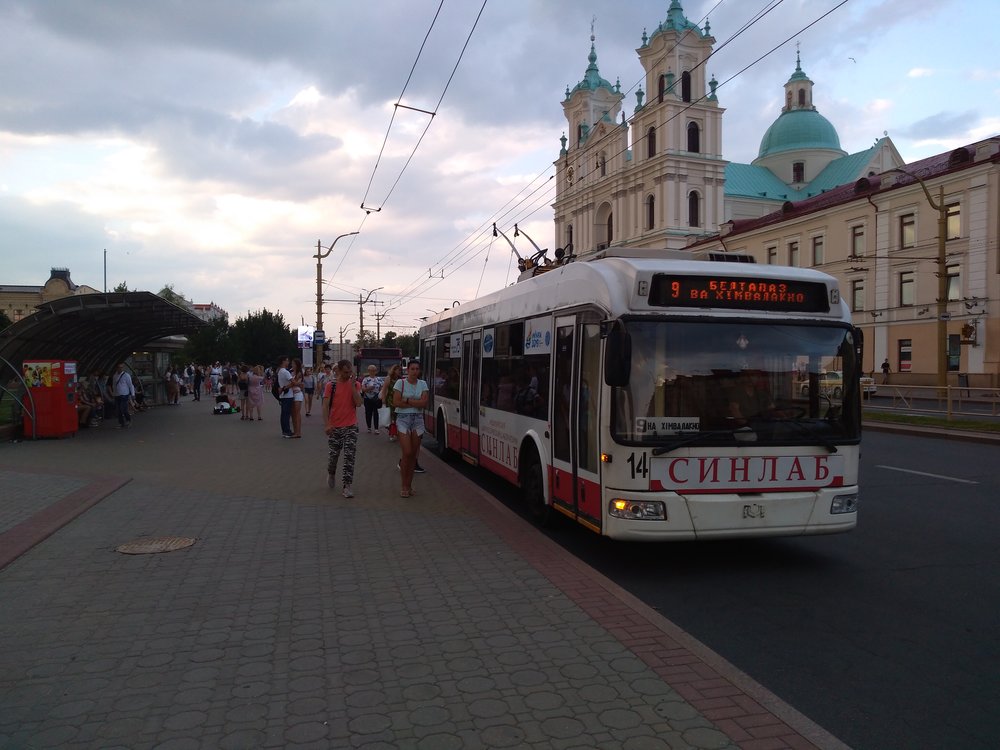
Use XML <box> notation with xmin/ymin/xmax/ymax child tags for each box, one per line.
<box><xmin>183</xmin><ymin>316</ymin><xmax>232</xmax><ymax>364</ymax></box>
<box><xmin>113</xmin><ymin>281</ymin><xmax>131</xmax><ymax>292</ymax></box>
<box><xmin>393</xmin><ymin>332</ymin><xmax>420</xmax><ymax>358</ymax></box>
<box><xmin>158</xmin><ymin>283</ymin><xmax>190</xmax><ymax>307</ymax></box>
<box><xmin>0</xmin><ymin>310</ymin><xmax>12</xmax><ymax>330</ymax></box>
<box><xmin>228</xmin><ymin>309</ymin><xmax>297</xmax><ymax>366</ymax></box>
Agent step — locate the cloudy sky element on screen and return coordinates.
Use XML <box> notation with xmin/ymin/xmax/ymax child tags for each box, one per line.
<box><xmin>2</xmin><ymin>0</ymin><xmax>997</xmax><ymax>343</ymax></box>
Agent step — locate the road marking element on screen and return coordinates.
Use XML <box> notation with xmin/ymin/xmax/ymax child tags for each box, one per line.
<box><xmin>875</xmin><ymin>465</ymin><xmax>979</xmax><ymax>485</ymax></box>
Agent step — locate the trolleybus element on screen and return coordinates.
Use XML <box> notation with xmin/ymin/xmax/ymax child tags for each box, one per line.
<box><xmin>354</xmin><ymin>347</ymin><xmax>403</xmax><ymax>376</ymax></box>
<box><xmin>418</xmin><ymin>247</ymin><xmax>861</xmax><ymax>541</ymax></box>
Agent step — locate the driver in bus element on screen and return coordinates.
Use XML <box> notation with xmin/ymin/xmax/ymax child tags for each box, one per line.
<box><xmin>726</xmin><ymin>370</ymin><xmax>775</xmax><ymax>424</ymax></box>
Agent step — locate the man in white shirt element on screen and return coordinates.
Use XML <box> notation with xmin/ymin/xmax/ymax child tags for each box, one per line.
<box><xmin>111</xmin><ymin>362</ymin><xmax>136</xmax><ymax>428</ymax></box>
<box><xmin>277</xmin><ymin>356</ymin><xmax>295</xmax><ymax>437</ymax></box>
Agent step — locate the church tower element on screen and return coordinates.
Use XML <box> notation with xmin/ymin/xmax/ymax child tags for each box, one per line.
<box><xmin>553</xmin><ymin>30</ymin><xmax>626</xmax><ymax>257</ymax></box>
<box><xmin>553</xmin><ymin>2</ymin><xmax>725</xmax><ymax>256</ymax></box>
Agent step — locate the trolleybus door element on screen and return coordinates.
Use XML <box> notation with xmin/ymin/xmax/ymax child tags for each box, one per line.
<box><xmin>550</xmin><ymin>314</ymin><xmax>603</xmax><ymax>530</ymax></box>
<box><xmin>459</xmin><ymin>330</ymin><xmax>482</xmax><ymax>462</ymax></box>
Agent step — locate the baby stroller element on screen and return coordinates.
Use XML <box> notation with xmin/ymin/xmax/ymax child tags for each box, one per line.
<box><xmin>213</xmin><ymin>393</ymin><xmax>240</xmax><ymax>415</ymax></box>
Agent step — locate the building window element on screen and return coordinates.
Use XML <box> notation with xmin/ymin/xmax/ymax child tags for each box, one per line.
<box><xmin>681</xmin><ymin>71</ymin><xmax>692</xmax><ymax>102</ymax></box>
<box><xmin>687</xmin><ymin>192</ymin><xmax>700</xmax><ymax>228</ymax></box>
<box><xmin>788</xmin><ymin>241</ymin><xmax>799</xmax><ymax>267</ymax></box>
<box><xmin>658</xmin><ymin>75</ymin><xmax>666</xmax><ymax>103</ymax></box>
<box><xmin>646</xmin><ymin>127</ymin><xmax>656</xmax><ymax>158</ymax></box>
<box><xmin>900</xmin><ymin>213</ymin><xmax>915</xmax><ymax>249</ymax></box>
<box><xmin>851</xmin><ymin>279</ymin><xmax>865</xmax><ymax>312</ymax></box>
<box><xmin>811</xmin><ymin>236</ymin><xmax>824</xmax><ymax>266</ymax></box>
<box><xmin>646</xmin><ymin>195</ymin><xmax>655</xmax><ymax>230</ymax></box>
<box><xmin>798</xmin><ymin>88</ymin><xmax>806</xmax><ymax>107</ymax></box>
<box><xmin>947</xmin><ymin>334</ymin><xmax>961</xmax><ymax>371</ymax></box>
<box><xmin>566</xmin><ymin>224</ymin><xmax>573</xmax><ymax>250</ymax></box>
<box><xmin>576</xmin><ymin>123</ymin><xmax>584</xmax><ymax>146</ymax></box>
<box><xmin>946</xmin><ymin>264</ymin><xmax>961</xmax><ymax>301</ymax></box>
<box><xmin>792</xmin><ymin>162</ymin><xmax>804</xmax><ymax>183</ymax></box>
<box><xmin>766</xmin><ymin>246</ymin><xmax>777</xmax><ymax>264</ymax></box>
<box><xmin>599</xmin><ymin>154</ymin><xmax>606</xmax><ymax>177</ymax></box>
<box><xmin>899</xmin><ymin>270</ymin><xmax>915</xmax><ymax>306</ymax></box>
<box><xmin>946</xmin><ymin>203</ymin><xmax>960</xmax><ymax>240</ymax></box>
<box><xmin>898</xmin><ymin>339</ymin><xmax>912</xmax><ymax>373</ymax></box>
<box><xmin>851</xmin><ymin>225</ymin><xmax>865</xmax><ymax>257</ymax></box>
<box><xmin>687</xmin><ymin>122</ymin><xmax>700</xmax><ymax>153</ymax></box>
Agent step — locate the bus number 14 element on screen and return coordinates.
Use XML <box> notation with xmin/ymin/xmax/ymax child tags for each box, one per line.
<box><xmin>627</xmin><ymin>452</ymin><xmax>650</xmax><ymax>480</ymax></box>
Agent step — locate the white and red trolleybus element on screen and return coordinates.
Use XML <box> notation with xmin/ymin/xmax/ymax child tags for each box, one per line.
<box><xmin>419</xmin><ymin>247</ymin><xmax>862</xmax><ymax>540</ymax></box>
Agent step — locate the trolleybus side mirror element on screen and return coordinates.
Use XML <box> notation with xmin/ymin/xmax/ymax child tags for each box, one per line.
<box><xmin>604</xmin><ymin>319</ymin><xmax>631</xmax><ymax>387</ymax></box>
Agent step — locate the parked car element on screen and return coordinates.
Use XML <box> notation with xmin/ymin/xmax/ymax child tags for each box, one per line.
<box><xmin>800</xmin><ymin>371</ymin><xmax>844</xmax><ymax>398</ymax></box>
<box><xmin>859</xmin><ymin>375</ymin><xmax>878</xmax><ymax>395</ymax></box>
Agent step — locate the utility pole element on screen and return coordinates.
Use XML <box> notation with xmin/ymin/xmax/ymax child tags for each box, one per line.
<box><xmin>313</xmin><ymin>232</ymin><xmax>358</xmax><ymax>365</ymax></box>
<box><xmin>358</xmin><ymin>287</ymin><xmax>384</xmax><ymax>343</ymax></box>
<box><xmin>374</xmin><ymin>309</ymin><xmax>390</xmax><ymax>340</ymax></box>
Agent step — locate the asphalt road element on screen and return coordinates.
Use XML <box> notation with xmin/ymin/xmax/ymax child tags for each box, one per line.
<box><xmin>455</xmin><ymin>431</ymin><xmax>1000</xmax><ymax>750</ymax></box>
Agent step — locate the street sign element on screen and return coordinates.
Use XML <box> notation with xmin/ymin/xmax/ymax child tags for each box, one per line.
<box><xmin>314</xmin><ymin>329</ymin><xmax>325</xmax><ymax>344</ymax></box>
<box><xmin>939</xmin><ymin>312</ymin><xmax>952</xmax><ymax>321</ymax></box>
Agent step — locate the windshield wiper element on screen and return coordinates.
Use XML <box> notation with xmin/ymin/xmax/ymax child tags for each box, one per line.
<box><xmin>753</xmin><ymin>417</ymin><xmax>839</xmax><ymax>453</ymax></box>
<box><xmin>651</xmin><ymin>427</ymin><xmax>755</xmax><ymax>456</ymax></box>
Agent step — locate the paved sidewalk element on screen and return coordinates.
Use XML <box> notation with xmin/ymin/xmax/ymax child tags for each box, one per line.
<box><xmin>0</xmin><ymin>399</ymin><xmax>849</xmax><ymax>749</ymax></box>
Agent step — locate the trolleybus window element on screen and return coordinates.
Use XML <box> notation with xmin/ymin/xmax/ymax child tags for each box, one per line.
<box><xmin>612</xmin><ymin>320</ymin><xmax>860</xmax><ymax>446</ymax></box>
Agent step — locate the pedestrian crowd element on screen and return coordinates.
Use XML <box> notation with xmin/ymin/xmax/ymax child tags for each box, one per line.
<box><xmin>97</xmin><ymin>356</ymin><xmax>428</xmax><ymax>500</ymax></box>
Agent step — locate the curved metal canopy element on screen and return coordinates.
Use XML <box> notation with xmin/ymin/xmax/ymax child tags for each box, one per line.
<box><xmin>0</xmin><ymin>292</ymin><xmax>206</xmax><ymax>376</ymax></box>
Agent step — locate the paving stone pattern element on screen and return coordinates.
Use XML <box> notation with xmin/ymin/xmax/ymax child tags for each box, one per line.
<box><xmin>0</xmin><ymin>470</ymin><xmax>87</xmax><ymax>535</ymax></box>
<box><xmin>0</xmin><ymin>399</ymin><xmax>842</xmax><ymax>749</ymax></box>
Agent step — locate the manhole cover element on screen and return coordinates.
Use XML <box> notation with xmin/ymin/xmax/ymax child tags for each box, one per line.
<box><xmin>116</xmin><ymin>536</ymin><xmax>197</xmax><ymax>555</ymax></box>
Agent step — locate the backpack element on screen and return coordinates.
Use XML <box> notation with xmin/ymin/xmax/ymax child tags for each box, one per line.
<box><xmin>271</xmin><ymin>380</ymin><xmax>281</xmax><ymax>401</ymax></box>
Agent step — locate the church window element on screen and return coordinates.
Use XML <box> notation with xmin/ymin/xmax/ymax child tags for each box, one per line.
<box><xmin>792</xmin><ymin>161</ymin><xmax>804</xmax><ymax>183</ymax></box>
<box><xmin>798</xmin><ymin>88</ymin><xmax>806</xmax><ymax>107</ymax></box>
<box><xmin>687</xmin><ymin>122</ymin><xmax>700</xmax><ymax>153</ymax></box>
<box><xmin>687</xmin><ymin>192</ymin><xmax>700</xmax><ymax>227</ymax></box>
<box><xmin>566</xmin><ymin>224</ymin><xmax>573</xmax><ymax>249</ymax></box>
<box><xmin>681</xmin><ymin>71</ymin><xmax>692</xmax><ymax>102</ymax></box>
<box><xmin>646</xmin><ymin>195</ymin><xmax>655</xmax><ymax>230</ymax></box>
<box><xmin>658</xmin><ymin>75</ymin><xmax>666</xmax><ymax>103</ymax></box>
<box><xmin>646</xmin><ymin>127</ymin><xmax>656</xmax><ymax>158</ymax></box>
<box><xmin>576</xmin><ymin>123</ymin><xmax>584</xmax><ymax>146</ymax></box>
<box><xmin>607</xmin><ymin>213</ymin><xmax>614</xmax><ymax>245</ymax></box>
<box><xmin>599</xmin><ymin>153</ymin><xmax>607</xmax><ymax>176</ymax></box>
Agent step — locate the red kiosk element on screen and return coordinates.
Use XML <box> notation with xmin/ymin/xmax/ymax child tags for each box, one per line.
<box><xmin>22</xmin><ymin>360</ymin><xmax>79</xmax><ymax>439</ymax></box>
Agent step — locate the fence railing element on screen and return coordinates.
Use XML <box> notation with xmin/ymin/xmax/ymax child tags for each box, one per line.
<box><xmin>865</xmin><ymin>384</ymin><xmax>1000</xmax><ymax>419</ymax></box>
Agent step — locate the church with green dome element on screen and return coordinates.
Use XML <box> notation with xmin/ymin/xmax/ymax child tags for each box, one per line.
<box><xmin>551</xmin><ymin>1</ymin><xmax>905</xmax><ymax>253</ymax></box>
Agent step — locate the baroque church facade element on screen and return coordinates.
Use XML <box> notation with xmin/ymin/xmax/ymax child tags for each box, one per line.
<box><xmin>552</xmin><ymin>0</ymin><xmax>903</xmax><ymax>256</ymax></box>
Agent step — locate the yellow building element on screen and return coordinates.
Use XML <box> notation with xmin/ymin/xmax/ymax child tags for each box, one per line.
<box><xmin>0</xmin><ymin>268</ymin><xmax>100</xmax><ymax>324</ymax></box>
<box><xmin>693</xmin><ymin>139</ymin><xmax>1000</xmax><ymax>386</ymax></box>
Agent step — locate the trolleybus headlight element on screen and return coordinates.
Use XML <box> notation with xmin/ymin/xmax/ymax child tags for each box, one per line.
<box><xmin>830</xmin><ymin>493</ymin><xmax>858</xmax><ymax>514</ymax></box>
<box><xmin>609</xmin><ymin>498</ymin><xmax>666</xmax><ymax>520</ymax></box>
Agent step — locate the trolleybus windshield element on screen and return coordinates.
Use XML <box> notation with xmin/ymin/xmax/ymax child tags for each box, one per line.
<box><xmin>611</xmin><ymin>320</ymin><xmax>861</xmax><ymax>446</ymax></box>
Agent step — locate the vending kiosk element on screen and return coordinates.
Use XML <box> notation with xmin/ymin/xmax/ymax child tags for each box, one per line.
<box><xmin>22</xmin><ymin>360</ymin><xmax>79</xmax><ymax>439</ymax></box>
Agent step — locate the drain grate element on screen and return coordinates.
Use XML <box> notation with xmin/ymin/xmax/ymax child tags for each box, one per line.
<box><xmin>115</xmin><ymin>536</ymin><xmax>197</xmax><ymax>555</ymax></box>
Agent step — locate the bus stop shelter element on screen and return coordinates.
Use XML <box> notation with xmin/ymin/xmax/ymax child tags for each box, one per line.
<box><xmin>0</xmin><ymin>291</ymin><xmax>206</xmax><ymax>386</ymax></box>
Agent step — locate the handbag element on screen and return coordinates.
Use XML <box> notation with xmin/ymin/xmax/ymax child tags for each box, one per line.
<box><xmin>388</xmin><ymin>422</ymin><xmax>398</xmax><ymax>437</ymax></box>
<box><xmin>378</xmin><ymin>406</ymin><xmax>390</xmax><ymax>424</ymax></box>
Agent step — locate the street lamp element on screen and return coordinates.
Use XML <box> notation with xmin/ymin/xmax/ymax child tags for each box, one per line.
<box><xmin>315</xmin><ymin>233</ymin><xmax>359</xmax><ymax>364</ymax></box>
<box><xmin>885</xmin><ymin>168</ymin><xmax>948</xmax><ymax>392</ymax></box>
<box><xmin>358</xmin><ymin>287</ymin><xmax>383</xmax><ymax>341</ymax></box>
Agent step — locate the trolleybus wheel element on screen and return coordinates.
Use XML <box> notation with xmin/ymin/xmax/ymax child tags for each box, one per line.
<box><xmin>520</xmin><ymin>448</ymin><xmax>550</xmax><ymax>526</ymax></box>
<box><xmin>434</xmin><ymin>412</ymin><xmax>453</xmax><ymax>462</ymax></box>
